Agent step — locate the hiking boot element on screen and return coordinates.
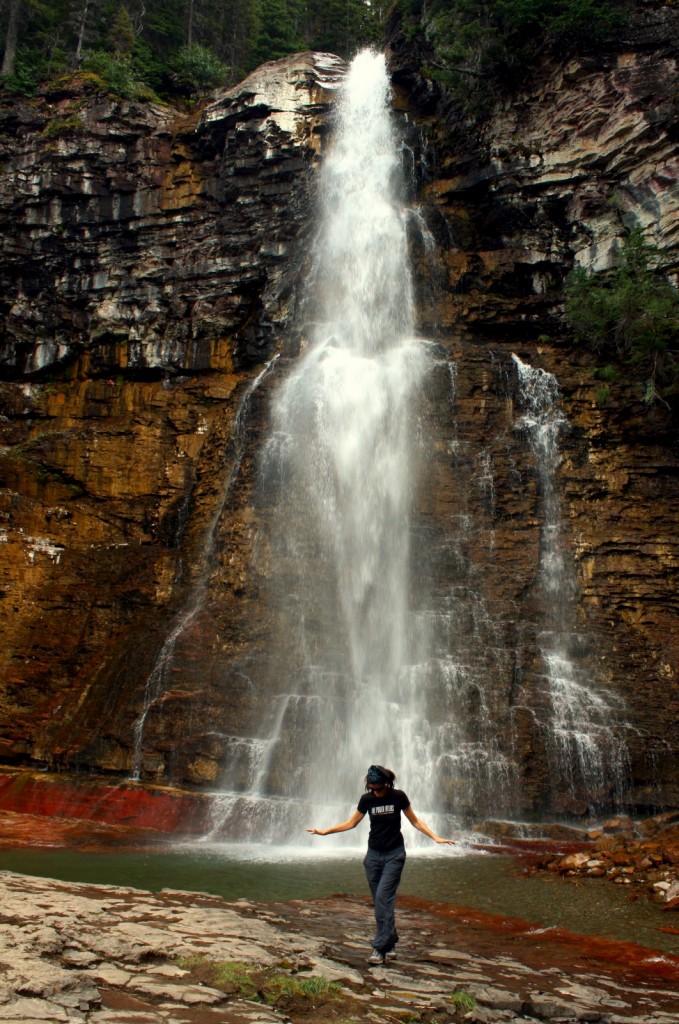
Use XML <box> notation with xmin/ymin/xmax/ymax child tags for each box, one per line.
<box><xmin>385</xmin><ymin>950</ymin><xmax>397</xmax><ymax>961</ymax></box>
<box><xmin>368</xmin><ymin>949</ymin><xmax>385</xmax><ymax>965</ymax></box>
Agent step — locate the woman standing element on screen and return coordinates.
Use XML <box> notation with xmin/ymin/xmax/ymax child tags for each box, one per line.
<box><xmin>306</xmin><ymin>765</ymin><xmax>455</xmax><ymax>965</ymax></box>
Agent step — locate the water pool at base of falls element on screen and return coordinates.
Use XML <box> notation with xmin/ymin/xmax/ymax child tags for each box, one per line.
<box><xmin>0</xmin><ymin>845</ymin><xmax>675</xmax><ymax>956</ymax></box>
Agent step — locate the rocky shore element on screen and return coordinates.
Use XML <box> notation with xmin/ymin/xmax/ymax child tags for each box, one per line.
<box><xmin>522</xmin><ymin>813</ymin><xmax>679</xmax><ymax>911</ymax></box>
<box><xmin>1</xmin><ymin>869</ymin><xmax>678</xmax><ymax>1024</ymax></box>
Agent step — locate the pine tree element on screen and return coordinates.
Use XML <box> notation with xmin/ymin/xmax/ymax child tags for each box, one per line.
<box><xmin>251</xmin><ymin>0</ymin><xmax>304</xmax><ymax>67</ymax></box>
<box><xmin>109</xmin><ymin>3</ymin><xmax>136</xmax><ymax>56</ymax></box>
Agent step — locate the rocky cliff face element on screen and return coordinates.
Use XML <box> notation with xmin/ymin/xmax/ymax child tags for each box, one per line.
<box><xmin>0</xmin><ymin>5</ymin><xmax>677</xmax><ymax>824</ymax></box>
<box><xmin>0</xmin><ymin>51</ymin><xmax>345</xmax><ymax>780</ymax></box>
<box><xmin>386</xmin><ymin>0</ymin><xmax>679</xmax><ymax>811</ymax></box>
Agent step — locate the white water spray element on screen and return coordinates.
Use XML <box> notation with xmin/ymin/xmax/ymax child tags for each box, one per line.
<box><xmin>205</xmin><ymin>49</ymin><xmax>527</xmax><ymax>850</ymax></box>
<box><xmin>208</xmin><ymin>51</ymin><xmax>484</xmax><ymax>842</ymax></box>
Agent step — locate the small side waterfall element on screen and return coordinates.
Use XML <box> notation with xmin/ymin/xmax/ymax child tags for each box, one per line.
<box><xmin>512</xmin><ymin>355</ymin><xmax>630</xmax><ymax>809</ymax></box>
<box><xmin>130</xmin><ymin>357</ymin><xmax>278</xmax><ymax>780</ymax></box>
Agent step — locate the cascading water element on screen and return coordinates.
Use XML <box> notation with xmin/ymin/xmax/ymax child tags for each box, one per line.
<box><xmin>272</xmin><ymin>52</ymin><xmax>424</xmax><ymax>711</ymax></box>
<box><xmin>209</xmin><ymin>51</ymin><xmax>432</xmax><ymax>839</ymax></box>
<box><xmin>206</xmin><ymin>50</ymin><xmax>517</xmax><ymax>845</ymax></box>
<box><xmin>512</xmin><ymin>355</ymin><xmax>630</xmax><ymax>809</ymax></box>
<box><xmin>130</xmin><ymin>357</ymin><xmax>278</xmax><ymax>780</ymax></box>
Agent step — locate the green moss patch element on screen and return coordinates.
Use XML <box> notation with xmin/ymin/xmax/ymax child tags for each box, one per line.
<box><xmin>176</xmin><ymin>956</ymin><xmax>348</xmax><ymax>1016</ymax></box>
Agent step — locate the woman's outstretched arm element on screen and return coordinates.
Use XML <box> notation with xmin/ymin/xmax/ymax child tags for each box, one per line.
<box><xmin>306</xmin><ymin>809</ymin><xmax>365</xmax><ymax>836</ymax></box>
<box><xmin>404</xmin><ymin>806</ymin><xmax>455</xmax><ymax>844</ymax></box>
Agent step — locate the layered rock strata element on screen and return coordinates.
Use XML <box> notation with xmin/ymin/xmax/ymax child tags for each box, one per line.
<box><xmin>0</xmin><ymin>4</ymin><xmax>677</xmax><ymax>818</ymax></box>
<box><xmin>387</xmin><ymin>0</ymin><xmax>679</xmax><ymax>809</ymax></box>
<box><xmin>0</xmin><ymin>53</ymin><xmax>345</xmax><ymax>783</ymax></box>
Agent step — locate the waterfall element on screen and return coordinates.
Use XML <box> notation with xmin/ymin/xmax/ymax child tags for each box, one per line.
<box><xmin>512</xmin><ymin>355</ymin><xmax>630</xmax><ymax>809</ymax></box>
<box><xmin>123</xmin><ymin>53</ymin><xmax>636</xmax><ymax>835</ymax></box>
<box><xmin>206</xmin><ymin>50</ymin><xmax>519</xmax><ymax>846</ymax></box>
<box><xmin>206</xmin><ymin>52</ymin><xmax>439</xmax><ymax>841</ymax></box>
<box><xmin>259</xmin><ymin>49</ymin><xmax>436</xmax><ymax>831</ymax></box>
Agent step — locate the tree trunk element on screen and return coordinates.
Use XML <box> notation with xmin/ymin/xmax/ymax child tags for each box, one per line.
<box><xmin>75</xmin><ymin>0</ymin><xmax>92</xmax><ymax>64</ymax></box>
<box><xmin>1</xmin><ymin>0</ymin><xmax>21</xmax><ymax>76</ymax></box>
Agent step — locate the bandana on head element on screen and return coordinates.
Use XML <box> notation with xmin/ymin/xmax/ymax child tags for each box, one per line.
<box><xmin>367</xmin><ymin>765</ymin><xmax>387</xmax><ymax>785</ymax></box>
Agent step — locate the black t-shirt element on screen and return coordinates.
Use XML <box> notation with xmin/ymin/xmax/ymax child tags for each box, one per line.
<box><xmin>357</xmin><ymin>789</ymin><xmax>411</xmax><ymax>852</ymax></box>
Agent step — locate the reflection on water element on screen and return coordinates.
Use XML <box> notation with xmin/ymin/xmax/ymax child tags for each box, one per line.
<box><xmin>0</xmin><ymin>846</ymin><xmax>675</xmax><ymax>955</ymax></box>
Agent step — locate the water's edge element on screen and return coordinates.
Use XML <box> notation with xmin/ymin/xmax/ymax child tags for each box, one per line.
<box><xmin>0</xmin><ymin>844</ymin><xmax>675</xmax><ymax>955</ymax></box>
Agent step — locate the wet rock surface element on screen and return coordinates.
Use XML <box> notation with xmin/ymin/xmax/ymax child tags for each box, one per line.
<box><xmin>1</xmin><ymin>870</ymin><xmax>678</xmax><ymax>1024</ymax></box>
<box><xmin>390</xmin><ymin>0</ymin><xmax>679</xmax><ymax>809</ymax></box>
<box><xmin>532</xmin><ymin>812</ymin><xmax>679</xmax><ymax>908</ymax></box>
<box><xmin>0</xmin><ymin>52</ymin><xmax>344</xmax><ymax>785</ymax></box>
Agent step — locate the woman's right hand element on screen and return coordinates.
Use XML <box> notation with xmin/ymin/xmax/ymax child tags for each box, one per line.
<box><xmin>306</xmin><ymin>828</ymin><xmax>325</xmax><ymax>835</ymax></box>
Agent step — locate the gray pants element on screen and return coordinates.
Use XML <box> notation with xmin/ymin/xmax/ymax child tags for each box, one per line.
<box><xmin>363</xmin><ymin>845</ymin><xmax>406</xmax><ymax>953</ymax></box>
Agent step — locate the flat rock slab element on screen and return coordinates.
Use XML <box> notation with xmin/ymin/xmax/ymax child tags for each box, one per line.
<box><xmin>0</xmin><ymin>871</ymin><xmax>677</xmax><ymax>1024</ymax></box>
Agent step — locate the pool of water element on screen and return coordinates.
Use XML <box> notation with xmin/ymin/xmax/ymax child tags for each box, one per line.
<box><xmin>0</xmin><ymin>842</ymin><xmax>675</xmax><ymax>955</ymax></box>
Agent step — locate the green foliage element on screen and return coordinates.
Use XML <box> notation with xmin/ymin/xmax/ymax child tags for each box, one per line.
<box><xmin>1</xmin><ymin>45</ymin><xmax>46</xmax><ymax>95</ymax></box>
<box><xmin>250</xmin><ymin>0</ymin><xmax>303</xmax><ymax>67</ymax></box>
<box><xmin>450</xmin><ymin>990</ymin><xmax>477</xmax><ymax>1011</ymax></box>
<box><xmin>42</xmin><ymin>112</ymin><xmax>86</xmax><ymax>137</ymax></box>
<box><xmin>493</xmin><ymin>0</ymin><xmax>628</xmax><ymax>44</ymax></box>
<box><xmin>591</xmin><ymin>364</ymin><xmax>619</xmax><ymax>383</ymax></box>
<box><xmin>401</xmin><ymin>0</ymin><xmax>632</xmax><ymax>117</ymax></box>
<box><xmin>1</xmin><ymin>0</ymin><xmax>387</xmax><ymax>100</ymax></box>
<box><xmin>263</xmin><ymin>972</ymin><xmax>342</xmax><ymax>1004</ymax></box>
<box><xmin>109</xmin><ymin>4</ymin><xmax>136</xmax><ymax>56</ymax></box>
<box><xmin>81</xmin><ymin>49</ymin><xmax>156</xmax><ymax>100</ymax></box>
<box><xmin>175</xmin><ymin>957</ymin><xmax>342</xmax><ymax>1007</ymax></box>
<box><xmin>304</xmin><ymin>0</ymin><xmax>382</xmax><ymax>57</ymax></box>
<box><xmin>565</xmin><ymin>228</ymin><xmax>679</xmax><ymax>403</ymax></box>
<box><xmin>171</xmin><ymin>44</ymin><xmax>228</xmax><ymax>93</ymax></box>
<box><xmin>177</xmin><ymin>956</ymin><xmax>257</xmax><ymax>996</ymax></box>
<box><xmin>423</xmin><ymin>5</ymin><xmax>506</xmax><ymax>117</ymax></box>
<box><xmin>211</xmin><ymin>960</ymin><xmax>259</xmax><ymax>997</ymax></box>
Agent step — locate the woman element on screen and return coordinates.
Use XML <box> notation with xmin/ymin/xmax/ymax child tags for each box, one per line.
<box><xmin>306</xmin><ymin>765</ymin><xmax>455</xmax><ymax>966</ymax></box>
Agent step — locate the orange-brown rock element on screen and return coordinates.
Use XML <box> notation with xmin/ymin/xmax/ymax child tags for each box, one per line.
<box><xmin>536</xmin><ymin>812</ymin><xmax>679</xmax><ymax>902</ymax></box>
<box><xmin>0</xmin><ymin>54</ymin><xmax>345</xmax><ymax>788</ymax></box>
<box><xmin>390</xmin><ymin>0</ymin><xmax>679</xmax><ymax>811</ymax></box>
<box><xmin>0</xmin><ymin>768</ymin><xmax>210</xmax><ymax>835</ymax></box>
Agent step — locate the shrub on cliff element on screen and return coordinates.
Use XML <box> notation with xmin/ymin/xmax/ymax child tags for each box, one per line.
<box><xmin>81</xmin><ymin>50</ymin><xmax>157</xmax><ymax>101</ymax></box>
<box><xmin>565</xmin><ymin>228</ymin><xmax>679</xmax><ymax>405</ymax></box>
<box><xmin>169</xmin><ymin>44</ymin><xmax>229</xmax><ymax>95</ymax></box>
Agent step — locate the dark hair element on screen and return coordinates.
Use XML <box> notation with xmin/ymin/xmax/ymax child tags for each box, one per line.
<box><xmin>365</xmin><ymin>765</ymin><xmax>396</xmax><ymax>790</ymax></box>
